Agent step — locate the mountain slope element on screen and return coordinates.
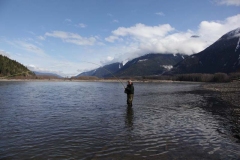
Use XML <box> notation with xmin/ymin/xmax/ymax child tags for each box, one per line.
<box><xmin>77</xmin><ymin>54</ymin><xmax>187</xmax><ymax>78</ymax></box>
<box><xmin>76</xmin><ymin>62</ymin><xmax>123</xmax><ymax>78</ymax></box>
<box><xmin>0</xmin><ymin>55</ymin><xmax>35</xmax><ymax>78</ymax></box>
<box><xmin>115</xmin><ymin>53</ymin><xmax>187</xmax><ymax>77</ymax></box>
<box><xmin>171</xmin><ymin>28</ymin><xmax>240</xmax><ymax>74</ymax></box>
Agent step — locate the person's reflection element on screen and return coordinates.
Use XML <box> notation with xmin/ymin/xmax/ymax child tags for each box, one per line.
<box><xmin>125</xmin><ymin>106</ymin><xmax>134</xmax><ymax>129</ymax></box>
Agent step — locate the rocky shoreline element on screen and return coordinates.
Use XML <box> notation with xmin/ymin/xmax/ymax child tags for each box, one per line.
<box><xmin>203</xmin><ymin>81</ymin><xmax>240</xmax><ymax>108</ymax></box>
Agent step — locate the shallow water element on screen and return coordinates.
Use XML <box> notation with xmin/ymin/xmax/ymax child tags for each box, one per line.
<box><xmin>0</xmin><ymin>81</ymin><xmax>240</xmax><ymax>159</ymax></box>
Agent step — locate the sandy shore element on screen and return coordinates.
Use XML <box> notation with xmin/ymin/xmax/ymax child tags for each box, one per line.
<box><xmin>203</xmin><ymin>81</ymin><xmax>240</xmax><ymax>108</ymax></box>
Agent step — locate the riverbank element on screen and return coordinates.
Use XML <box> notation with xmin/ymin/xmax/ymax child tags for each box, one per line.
<box><xmin>203</xmin><ymin>81</ymin><xmax>240</xmax><ymax>108</ymax></box>
<box><xmin>0</xmin><ymin>78</ymin><xmax>175</xmax><ymax>83</ymax></box>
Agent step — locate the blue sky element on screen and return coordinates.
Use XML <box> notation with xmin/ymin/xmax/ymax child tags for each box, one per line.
<box><xmin>0</xmin><ymin>0</ymin><xmax>240</xmax><ymax>77</ymax></box>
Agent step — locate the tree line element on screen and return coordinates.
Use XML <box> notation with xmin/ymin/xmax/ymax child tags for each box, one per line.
<box><xmin>149</xmin><ymin>73</ymin><xmax>240</xmax><ymax>82</ymax></box>
<box><xmin>0</xmin><ymin>55</ymin><xmax>35</xmax><ymax>78</ymax></box>
<box><xmin>120</xmin><ymin>72</ymin><xmax>240</xmax><ymax>83</ymax></box>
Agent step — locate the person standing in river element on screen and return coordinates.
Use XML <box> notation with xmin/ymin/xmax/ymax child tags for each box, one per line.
<box><xmin>125</xmin><ymin>80</ymin><xmax>134</xmax><ymax>107</ymax></box>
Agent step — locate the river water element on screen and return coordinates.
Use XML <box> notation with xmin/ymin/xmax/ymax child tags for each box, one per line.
<box><xmin>0</xmin><ymin>81</ymin><xmax>239</xmax><ymax>159</ymax></box>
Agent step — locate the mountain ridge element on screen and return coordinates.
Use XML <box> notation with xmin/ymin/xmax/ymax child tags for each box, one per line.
<box><xmin>169</xmin><ymin>27</ymin><xmax>240</xmax><ymax>74</ymax></box>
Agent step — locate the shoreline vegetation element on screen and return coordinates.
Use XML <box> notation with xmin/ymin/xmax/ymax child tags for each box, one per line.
<box><xmin>2</xmin><ymin>72</ymin><xmax>240</xmax><ymax>82</ymax></box>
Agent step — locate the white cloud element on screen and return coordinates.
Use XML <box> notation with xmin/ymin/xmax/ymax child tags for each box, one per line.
<box><xmin>16</xmin><ymin>41</ymin><xmax>46</xmax><ymax>56</ymax></box>
<box><xmin>106</xmin><ymin>23</ymin><xmax>174</xmax><ymax>42</ymax></box>
<box><xmin>155</xmin><ymin>12</ymin><xmax>165</xmax><ymax>16</ymax></box>
<box><xmin>113</xmin><ymin>19</ymin><xmax>119</xmax><ymax>23</ymax></box>
<box><xmin>100</xmin><ymin>56</ymin><xmax>114</xmax><ymax>65</ymax></box>
<box><xmin>105</xmin><ymin>35</ymin><xmax>121</xmax><ymax>42</ymax></box>
<box><xmin>26</xmin><ymin>61</ymin><xmax>90</xmax><ymax>77</ymax></box>
<box><xmin>77</xmin><ymin>23</ymin><xmax>87</xmax><ymax>28</ymax></box>
<box><xmin>27</xmin><ymin>64</ymin><xmax>66</xmax><ymax>76</ymax></box>
<box><xmin>104</xmin><ymin>14</ymin><xmax>240</xmax><ymax>63</ymax></box>
<box><xmin>45</xmin><ymin>31</ymin><xmax>96</xmax><ymax>45</ymax></box>
<box><xmin>65</xmin><ymin>19</ymin><xmax>72</xmax><ymax>22</ymax></box>
<box><xmin>198</xmin><ymin>14</ymin><xmax>240</xmax><ymax>41</ymax></box>
<box><xmin>215</xmin><ymin>0</ymin><xmax>240</xmax><ymax>6</ymax></box>
<box><xmin>26</xmin><ymin>31</ymin><xmax>36</xmax><ymax>35</ymax></box>
<box><xmin>38</xmin><ymin>36</ymin><xmax>45</xmax><ymax>40</ymax></box>
<box><xmin>27</xmin><ymin>64</ymin><xmax>58</xmax><ymax>73</ymax></box>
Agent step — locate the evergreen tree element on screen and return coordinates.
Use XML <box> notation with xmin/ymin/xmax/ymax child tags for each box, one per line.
<box><xmin>0</xmin><ymin>55</ymin><xmax>35</xmax><ymax>78</ymax></box>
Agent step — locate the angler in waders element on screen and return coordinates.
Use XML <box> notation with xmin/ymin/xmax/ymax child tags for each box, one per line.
<box><xmin>124</xmin><ymin>80</ymin><xmax>134</xmax><ymax>107</ymax></box>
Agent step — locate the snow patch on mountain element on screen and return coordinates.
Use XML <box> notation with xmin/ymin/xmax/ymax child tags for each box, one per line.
<box><xmin>138</xmin><ymin>59</ymin><xmax>148</xmax><ymax>62</ymax></box>
<box><xmin>223</xmin><ymin>27</ymin><xmax>240</xmax><ymax>39</ymax></box>
<box><xmin>122</xmin><ymin>60</ymin><xmax>128</xmax><ymax>66</ymax></box>
<box><xmin>161</xmin><ymin>65</ymin><xmax>173</xmax><ymax>70</ymax></box>
<box><xmin>235</xmin><ymin>37</ymin><xmax>240</xmax><ymax>52</ymax></box>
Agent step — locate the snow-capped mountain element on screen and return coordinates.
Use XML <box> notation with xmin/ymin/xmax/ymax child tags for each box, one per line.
<box><xmin>77</xmin><ymin>28</ymin><xmax>240</xmax><ymax>77</ymax></box>
<box><xmin>114</xmin><ymin>53</ymin><xmax>187</xmax><ymax>77</ymax></box>
<box><xmin>170</xmin><ymin>28</ymin><xmax>240</xmax><ymax>74</ymax></box>
<box><xmin>76</xmin><ymin>53</ymin><xmax>187</xmax><ymax>78</ymax></box>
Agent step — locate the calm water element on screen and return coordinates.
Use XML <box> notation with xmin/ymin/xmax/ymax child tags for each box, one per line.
<box><xmin>0</xmin><ymin>81</ymin><xmax>240</xmax><ymax>160</ymax></box>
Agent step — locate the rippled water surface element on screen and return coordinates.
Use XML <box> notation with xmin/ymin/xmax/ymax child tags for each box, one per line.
<box><xmin>0</xmin><ymin>81</ymin><xmax>240</xmax><ymax>159</ymax></box>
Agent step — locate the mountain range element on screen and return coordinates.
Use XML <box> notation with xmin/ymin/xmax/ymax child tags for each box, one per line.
<box><xmin>1</xmin><ymin>28</ymin><xmax>240</xmax><ymax>79</ymax></box>
<box><xmin>76</xmin><ymin>27</ymin><xmax>240</xmax><ymax>78</ymax></box>
<box><xmin>76</xmin><ymin>54</ymin><xmax>187</xmax><ymax>78</ymax></box>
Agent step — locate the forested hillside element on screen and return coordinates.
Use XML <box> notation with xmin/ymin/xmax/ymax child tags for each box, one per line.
<box><xmin>0</xmin><ymin>55</ymin><xmax>35</xmax><ymax>78</ymax></box>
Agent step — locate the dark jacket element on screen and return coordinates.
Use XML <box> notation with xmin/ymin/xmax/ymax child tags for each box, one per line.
<box><xmin>125</xmin><ymin>84</ymin><xmax>134</xmax><ymax>94</ymax></box>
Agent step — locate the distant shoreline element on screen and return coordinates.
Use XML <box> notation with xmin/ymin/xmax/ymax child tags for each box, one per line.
<box><xmin>0</xmin><ymin>78</ymin><xmax>176</xmax><ymax>83</ymax></box>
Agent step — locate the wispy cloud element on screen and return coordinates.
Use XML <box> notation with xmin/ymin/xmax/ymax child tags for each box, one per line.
<box><xmin>107</xmin><ymin>13</ymin><xmax>113</xmax><ymax>17</ymax></box>
<box><xmin>100</xmin><ymin>56</ymin><xmax>114</xmax><ymax>64</ymax></box>
<box><xmin>26</xmin><ymin>31</ymin><xmax>36</xmax><ymax>35</ymax></box>
<box><xmin>27</xmin><ymin>60</ymin><xmax>95</xmax><ymax>77</ymax></box>
<box><xmin>65</xmin><ymin>18</ymin><xmax>72</xmax><ymax>22</ymax></box>
<box><xmin>214</xmin><ymin>0</ymin><xmax>240</xmax><ymax>6</ymax></box>
<box><xmin>13</xmin><ymin>41</ymin><xmax>46</xmax><ymax>56</ymax></box>
<box><xmin>105</xmin><ymin>35</ymin><xmax>120</xmax><ymax>43</ymax></box>
<box><xmin>38</xmin><ymin>36</ymin><xmax>45</xmax><ymax>40</ymax></box>
<box><xmin>155</xmin><ymin>12</ymin><xmax>165</xmax><ymax>16</ymax></box>
<box><xmin>113</xmin><ymin>19</ymin><xmax>119</xmax><ymax>23</ymax></box>
<box><xmin>76</xmin><ymin>23</ymin><xmax>87</xmax><ymax>28</ymax></box>
<box><xmin>27</xmin><ymin>64</ymin><xmax>68</xmax><ymax>77</ymax></box>
<box><xmin>45</xmin><ymin>31</ymin><xmax>96</xmax><ymax>46</ymax></box>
